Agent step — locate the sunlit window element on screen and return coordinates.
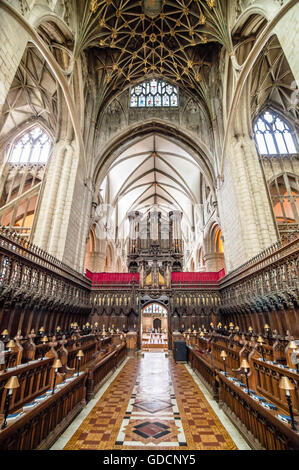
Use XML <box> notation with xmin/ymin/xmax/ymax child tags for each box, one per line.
<box><xmin>254</xmin><ymin>110</ymin><xmax>297</xmax><ymax>155</ymax></box>
<box><xmin>9</xmin><ymin>127</ymin><xmax>52</xmax><ymax>164</ymax></box>
<box><xmin>130</xmin><ymin>79</ymin><xmax>178</xmax><ymax>108</ymax></box>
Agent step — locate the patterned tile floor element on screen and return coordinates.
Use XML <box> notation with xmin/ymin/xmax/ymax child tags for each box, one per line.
<box><xmin>64</xmin><ymin>353</ymin><xmax>237</xmax><ymax>450</ymax></box>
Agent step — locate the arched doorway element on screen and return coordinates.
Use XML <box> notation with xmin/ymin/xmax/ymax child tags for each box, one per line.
<box><xmin>141</xmin><ymin>303</ymin><xmax>168</xmax><ymax>351</ymax></box>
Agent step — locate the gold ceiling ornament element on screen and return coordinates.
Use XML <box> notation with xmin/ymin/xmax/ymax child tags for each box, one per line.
<box><xmin>143</xmin><ymin>0</ymin><xmax>162</xmax><ymax>18</ymax></box>
<box><xmin>78</xmin><ymin>0</ymin><xmax>229</xmax><ymax>114</ymax></box>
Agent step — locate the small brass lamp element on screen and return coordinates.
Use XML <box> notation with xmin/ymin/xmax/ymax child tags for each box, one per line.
<box><xmin>40</xmin><ymin>335</ymin><xmax>48</xmax><ymax>360</ymax></box>
<box><xmin>1</xmin><ymin>376</ymin><xmax>20</xmax><ymax>429</ymax></box>
<box><xmin>257</xmin><ymin>335</ymin><xmax>265</xmax><ymax>361</ymax></box>
<box><xmin>1</xmin><ymin>329</ymin><xmax>8</xmax><ymax>340</ymax></box>
<box><xmin>241</xmin><ymin>359</ymin><xmax>250</xmax><ymax>395</ymax></box>
<box><xmin>52</xmin><ymin>359</ymin><xmax>62</xmax><ymax>394</ymax></box>
<box><xmin>4</xmin><ymin>339</ymin><xmax>15</xmax><ymax>372</ymax></box>
<box><xmin>76</xmin><ymin>350</ymin><xmax>84</xmax><ymax>376</ymax></box>
<box><xmin>217</xmin><ymin>322</ymin><xmax>222</xmax><ymax>329</ymax></box>
<box><xmin>220</xmin><ymin>350</ymin><xmax>228</xmax><ymax>376</ymax></box>
<box><xmin>279</xmin><ymin>377</ymin><xmax>297</xmax><ymax>431</ymax></box>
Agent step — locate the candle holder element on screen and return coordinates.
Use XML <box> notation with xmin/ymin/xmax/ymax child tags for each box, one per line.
<box><xmin>257</xmin><ymin>336</ymin><xmax>265</xmax><ymax>361</ymax></box>
<box><xmin>279</xmin><ymin>377</ymin><xmax>297</xmax><ymax>431</ymax></box>
<box><xmin>1</xmin><ymin>376</ymin><xmax>20</xmax><ymax>429</ymax></box>
<box><xmin>241</xmin><ymin>359</ymin><xmax>250</xmax><ymax>395</ymax></box>
<box><xmin>220</xmin><ymin>350</ymin><xmax>228</xmax><ymax>376</ymax></box>
<box><xmin>52</xmin><ymin>359</ymin><xmax>62</xmax><ymax>394</ymax></box>
<box><xmin>76</xmin><ymin>350</ymin><xmax>84</xmax><ymax>376</ymax></box>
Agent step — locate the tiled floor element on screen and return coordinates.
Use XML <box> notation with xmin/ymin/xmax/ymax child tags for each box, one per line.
<box><xmin>62</xmin><ymin>353</ymin><xmax>247</xmax><ymax>450</ymax></box>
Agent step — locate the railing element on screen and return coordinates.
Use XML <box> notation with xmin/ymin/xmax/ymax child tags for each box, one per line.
<box><xmin>218</xmin><ymin>373</ymin><xmax>299</xmax><ymax>450</ymax></box>
<box><xmin>86</xmin><ymin>343</ymin><xmax>127</xmax><ymax>401</ymax></box>
<box><xmin>0</xmin><ymin>226</ymin><xmax>90</xmax><ymax>288</ymax></box>
<box><xmin>0</xmin><ymin>357</ymin><xmax>54</xmax><ymax>415</ymax></box>
<box><xmin>252</xmin><ymin>358</ymin><xmax>299</xmax><ymax>414</ymax></box>
<box><xmin>187</xmin><ymin>346</ymin><xmax>218</xmax><ymax>398</ymax></box>
<box><xmin>218</xmin><ymin>237</ymin><xmax>299</xmax><ymax>334</ymax></box>
<box><xmin>0</xmin><ymin>371</ymin><xmax>87</xmax><ymax>450</ymax></box>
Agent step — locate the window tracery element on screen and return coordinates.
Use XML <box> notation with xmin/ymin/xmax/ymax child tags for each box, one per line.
<box><xmin>254</xmin><ymin>110</ymin><xmax>297</xmax><ymax>155</ymax></box>
<box><xmin>9</xmin><ymin>127</ymin><xmax>52</xmax><ymax>164</ymax></box>
<box><xmin>143</xmin><ymin>303</ymin><xmax>168</xmax><ymax>315</ymax></box>
<box><xmin>130</xmin><ymin>79</ymin><xmax>178</xmax><ymax>108</ymax></box>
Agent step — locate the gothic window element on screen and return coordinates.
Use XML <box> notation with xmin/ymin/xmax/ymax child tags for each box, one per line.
<box><xmin>8</xmin><ymin>126</ymin><xmax>52</xmax><ymax>164</ymax></box>
<box><xmin>143</xmin><ymin>303</ymin><xmax>167</xmax><ymax>315</ymax></box>
<box><xmin>254</xmin><ymin>110</ymin><xmax>297</xmax><ymax>155</ymax></box>
<box><xmin>130</xmin><ymin>79</ymin><xmax>178</xmax><ymax>108</ymax></box>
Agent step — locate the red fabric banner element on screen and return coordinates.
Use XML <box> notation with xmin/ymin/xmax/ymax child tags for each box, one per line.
<box><xmin>171</xmin><ymin>269</ymin><xmax>225</xmax><ymax>284</ymax></box>
<box><xmin>85</xmin><ymin>269</ymin><xmax>225</xmax><ymax>285</ymax></box>
<box><xmin>85</xmin><ymin>270</ymin><xmax>139</xmax><ymax>286</ymax></box>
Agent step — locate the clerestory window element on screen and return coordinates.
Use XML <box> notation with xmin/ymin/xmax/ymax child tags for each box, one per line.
<box><xmin>254</xmin><ymin>110</ymin><xmax>297</xmax><ymax>155</ymax></box>
<box><xmin>8</xmin><ymin>126</ymin><xmax>52</xmax><ymax>164</ymax></box>
<box><xmin>130</xmin><ymin>79</ymin><xmax>178</xmax><ymax>108</ymax></box>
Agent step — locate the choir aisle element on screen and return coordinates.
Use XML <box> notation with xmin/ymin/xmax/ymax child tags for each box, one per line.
<box><xmin>52</xmin><ymin>353</ymin><xmax>249</xmax><ymax>450</ymax></box>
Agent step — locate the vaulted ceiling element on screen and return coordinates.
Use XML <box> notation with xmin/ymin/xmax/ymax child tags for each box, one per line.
<box><xmin>76</xmin><ymin>0</ymin><xmax>229</xmax><ymax>113</ymax></box>
<box><xmin>100</xmin><ymin>133</ymin><xmax>211</xmax><ymax>238</ymax></box>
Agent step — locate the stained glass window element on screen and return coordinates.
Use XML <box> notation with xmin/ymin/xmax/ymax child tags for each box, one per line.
<box><xmin>254</xmin><ymin>110</ymin><xmax>297</xmax><ymax>155</ymax></box>
<box><xmin>143</xmin><ymin>303</ymin><xmax>167</xmax><ymax>315</ymax></box>
<box><xmin>130</xmin><ymin>79</ymin><xmax>178</xmax><ymax>108</ymax></box>
<box><xmin>9</xmin><ymin>127</ymin><xmax>52</xmax><ymax>164</ymax></box>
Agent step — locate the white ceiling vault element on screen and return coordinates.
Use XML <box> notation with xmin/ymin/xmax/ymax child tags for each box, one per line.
<box><xmin>100</xmin><ymin>133</ymin><xmax>212</xmax><ymax>241</ymax></box>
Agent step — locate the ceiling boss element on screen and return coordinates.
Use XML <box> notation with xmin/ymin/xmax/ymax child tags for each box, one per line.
<box><xmin>143</xmin><ymin>0</ymin><xmax>162</xmax><ymax>18</ymax></box>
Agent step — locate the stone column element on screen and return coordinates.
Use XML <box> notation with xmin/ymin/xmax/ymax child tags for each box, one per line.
<box><xmin>218</xmin><ymin>133</ymin><xmax>278</xmax><ymax>271</ymax></box>
<box><xmin>203</xmin><ymin>253</ymin><xmax>225</xmax><ymax>272</ymax></box>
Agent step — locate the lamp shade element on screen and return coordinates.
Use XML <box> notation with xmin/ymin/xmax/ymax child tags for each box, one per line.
<box><xmin>257</xmin><ymin>336</ymin><xmax>264</xmax><ymax>343</ymax></box>
<box><xmin>220</xmin><ymin>350</ymin><xmax>227</xmax><ymax>359</ymax></box>
<box><xmin>241</xmin><ymin>359</ymin><xmax>250</xmax><ymax>369</ymax></box>
<box><xmin>5</xmin><ymin>376</ymin><xmax>20</xmax><ymax>389</ymax></box>
<box><xmin>52</xmin><ymin>359</ymin><xmax>62</xmax><ymax>369</ymax></box>
<box><xmin>42</xmin><ymin>336</ymin><xmax>48</xmax><ymax>343</ymax></box>
<box><xmin>76</xmin><ymin>350</ymin><xmax>84</xmax><ymax>358</ymax></box>
<box><xmin>6</xmin><ymin>340</ymin><xmax>15</xmax><ymax>349</ymax></box>
<box><xmin>264</xmin><ymin>324</ymin><xmax>270</xmax><ymax>329</ymax></box>
<box><xmin>248</xmin><ymin>327</ymin><xmax>253</xmax><ymax>331</ymax></box>
<box><xmin>2</xmin><ymin>329</ymin><xmax>8</xmax><ymax>335</ymax></box>
<box><xmin>288</xmin><ymin>341</ymin><xmax>298</xmax><ymax>350</ymax></box>
<box><xmin>279</xmin><ymin>376</ymin><xmax>295</xmax><ymax>391</ymax></box>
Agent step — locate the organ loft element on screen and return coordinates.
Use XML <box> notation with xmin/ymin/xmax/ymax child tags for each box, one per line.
<box><xmin>0</xmin><ymin>0</ymin><xmax>298</xmax><ymax>455</ymax></box>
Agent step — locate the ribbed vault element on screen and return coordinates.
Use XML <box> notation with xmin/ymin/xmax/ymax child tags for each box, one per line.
<box><xmin>99</xmin><ymin>133</ymin><xmax>213</xmax><ymax>240</ymax></box>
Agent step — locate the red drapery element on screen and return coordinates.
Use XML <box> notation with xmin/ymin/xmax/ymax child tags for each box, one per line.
<box><xmin>85</xmin><ymin>269</ymin><xmax>225</xmax><ymax>285</ymax></box>
<box><xmin>171</xmin><ymin>269</ymin><xmax>225</xmax><ymax>284</ymax></box>
<box><xmin>86</xmin><ymin>270</ymin><xmax>139</xmax><ymax>286</ymax></box>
